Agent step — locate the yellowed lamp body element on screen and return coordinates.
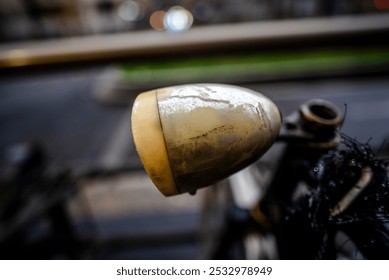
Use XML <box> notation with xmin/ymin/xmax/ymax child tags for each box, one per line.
<box><xmin>131</xmin><ymin>84</ymin><xmax>281</xmax><ymax>196</ymax></box>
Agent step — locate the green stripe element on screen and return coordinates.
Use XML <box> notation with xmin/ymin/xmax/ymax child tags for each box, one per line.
<box><xmin>119</xmin><ymin>49</ymin><xmax>389</xmax><ymax>84</ymax></box>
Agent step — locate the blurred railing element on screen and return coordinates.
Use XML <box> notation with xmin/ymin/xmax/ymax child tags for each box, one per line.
<box><xmin>0</xmin><ymin>13</ymin><xmax>389</xmax><ymax>69</ymax></box>
<box><xmin>1</xmin><ymin>0</ymin><xmax>385</xmax><ymax>42</ymax></box>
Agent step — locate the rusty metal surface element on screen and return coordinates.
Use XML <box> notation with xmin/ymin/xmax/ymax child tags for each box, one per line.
<box><xmin>158</xmin><ymin>84</ymin><xmax>281</xmax><ymax>194</ymax></box>
<box><xmin>132</xmin><ymin>84</ymin><xmax>281</xmax><ymax>196</ymax></box>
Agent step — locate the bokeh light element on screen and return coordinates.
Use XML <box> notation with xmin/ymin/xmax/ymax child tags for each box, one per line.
<box><xmin>375</xmin><ymin>0</ymin><xmax>389</xmax><ymax>10</ymax></box>
<box><xmin>118</xmin><ymin>0</ymin><xmax>144</xmax><ymax>22</ymax></box>
<box><xmin>163</xmin><ymin>6</ymin><xmax>193</xmax><ymax>32</ymax></box>
<box><xmin>149</xmin><ymin>10</ymin><xmax>166</xmax><ymax>31</ymax></box>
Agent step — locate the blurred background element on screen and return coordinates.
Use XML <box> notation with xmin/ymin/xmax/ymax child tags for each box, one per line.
<box><xmin>0</xmin><ymin>0</ymin><xmax>389</xmax><ymax>259</ymax></box>
<box><xmin>0</xmin><ymin>0</ymin><xmax>388</xmax><ymax>41</ymax></box>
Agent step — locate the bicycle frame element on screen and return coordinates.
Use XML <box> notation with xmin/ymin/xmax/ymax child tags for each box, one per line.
<box><xmin>199</xmin><ymin>97</ymin><xmax>388</xmax><ymax>259</ymax></box>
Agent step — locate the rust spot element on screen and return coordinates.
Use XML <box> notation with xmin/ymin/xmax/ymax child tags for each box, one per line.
<box><xmin>189</xmin><ymin>125</ymin><xmax>234</xmax><ymax>140</ymax></box>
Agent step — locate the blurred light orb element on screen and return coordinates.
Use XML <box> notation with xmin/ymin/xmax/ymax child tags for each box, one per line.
<box><xmin>118</xmin><ymin>0</ymin><xmax>143</xmax><ymax>22</ymax></box>
<box><xmin>164</xmin><ymin>6</ymin><xmax>193</xmax><ymax>32</ymax></box>
<box><xmin>375</xmin><ymin>0</ymin><xmax>389</xmax><ymax>10</ymax></box>
<box><xmin>150</xmin><ymin>10</ymin><xmax>166</xmax><ymax>31</ymax></box>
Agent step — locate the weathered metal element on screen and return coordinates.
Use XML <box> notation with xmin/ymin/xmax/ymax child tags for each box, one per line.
<box><xmin>131</xmin><ymin>84</ymin><xmax>281</xmax><ymax>196</ymax></box>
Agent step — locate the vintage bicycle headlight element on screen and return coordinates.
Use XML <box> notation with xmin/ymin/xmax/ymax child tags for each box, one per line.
<box><xmin>131</xmin><ymin>84</ymin><xmax>281</xmax><ymax>196</ymax></box>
